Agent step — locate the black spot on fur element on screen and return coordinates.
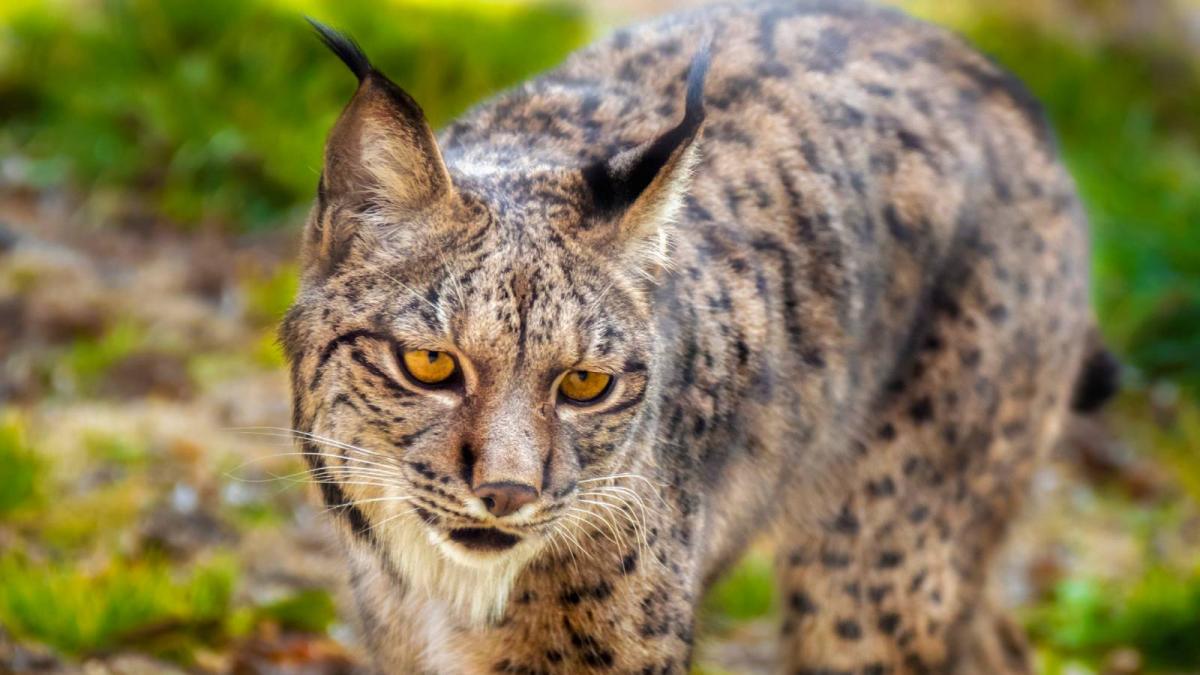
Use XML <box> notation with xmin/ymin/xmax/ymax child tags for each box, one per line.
<box><xmin>866</xmin><ymin>476</ymin><xmax>896</xmax><ymax>498</ymax></box>
<box><xmin>835</xmin><ymin>619</ymin><xmax>863</xmax><ymax>640</ymax></box>
<box><xmin>908</xmin><ymin>396</ymin><xmax>934</xmax><ymax>423</ymax></box>
<box><xmin>810</xmin><ymin>28</ymin><xmax>850</xmax><ymax>73</ymax></box>
<box><xmin>829</xmin><ymin>503</ymin><xmax>860</xmax><ymax>535</ymax></box>
<box><xmin>877</xmin><ymin>551</ymin><xmax>904</xmax><ymax>568</ymax></box>
<box><xmin>790</xmin><ymin>591</ymin><xmax>818</xmax><ymax>614</ymax></box>
<box><xmin>878</xmin><ymin>612</ymin><xmax>901</xmax><ymax>634</ymax></box>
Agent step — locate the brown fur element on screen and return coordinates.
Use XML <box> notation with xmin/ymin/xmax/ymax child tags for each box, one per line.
<box><xmin>282</xmin><ymin>2</ymin><xmax>1094</xmax><ymax>672</ymax></box>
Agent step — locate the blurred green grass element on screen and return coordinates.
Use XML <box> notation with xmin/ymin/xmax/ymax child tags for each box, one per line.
<box><xmin>0</xmin><ymin>553</ymin><xmax>236</xmax><ymax>659</ymax></box>
<box><xmin>701</xmin><ymin>549</ymin><xmax>775</xmax><ymax>626</ymax></box>
<box><xmin>0</xmin><ymin>0</ymin><xmax>587</xmax><ymax>231</ymax></box>
<box><xmin>0</xmin><ymin>551</ymin><xmax>340</xmax><ymax>663</ymax></box>
<box><xmin>1029</xmin><ymin>568</ymin><xmax>1200</xmax><ymax>671</ymax></box>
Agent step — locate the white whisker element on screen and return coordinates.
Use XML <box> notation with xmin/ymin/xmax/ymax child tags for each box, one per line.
<box><xmin>321</xmin><ymin>495</ymin><xmax>414</xmax><ymax>515</ymax></box>
<box><xmin>576</xmin><ymin>498</ymin><xmax>633</xmax><ymax>552</ymax></box>
<box><xmin>233</xmin><ymin>428</ymin><xmax>399</xmax><ymax>463</ymax></box>
<box><xmin>225</xmin><ymin>452</ymin><xmax>405</xmax><ymax>480</ymax></box>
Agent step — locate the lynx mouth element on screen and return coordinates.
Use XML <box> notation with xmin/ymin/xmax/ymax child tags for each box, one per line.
<box><xmin>448</xmin><ymin>527</ymin><xmax>522</xmax><ymax>551</ymax></box>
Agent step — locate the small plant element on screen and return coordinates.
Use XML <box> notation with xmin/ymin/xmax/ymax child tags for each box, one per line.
<box><xmin>62</xmin><ymin>322</ymin><xmax>142</xmax><ymax>392</ymax></box>
<box><xmin>0</xmin><ymin>414</ymin><xmax>41</xmax><ymax>515</ymax></box>
<box><xmin>255</xmin><ymin>588</ymin><xmax>338</xmax><ymax>634</ymax></box>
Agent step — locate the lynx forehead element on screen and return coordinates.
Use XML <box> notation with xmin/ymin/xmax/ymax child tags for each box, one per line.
<box><xmin>282</xmin><ymin>1</ymin><xmax>1113</xmax><ymax>672</ymax></box>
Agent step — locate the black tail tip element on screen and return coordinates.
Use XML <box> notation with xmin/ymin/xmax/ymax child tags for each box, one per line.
<box><xmin>1071</xmin><ymin>348</ymin><xmax>1121</xmax><ymax>413</ymax></box>
<box><xmin>307</xmin><ymin>17</ymin><xmax>372</xmax><ymax>83</ymax></box>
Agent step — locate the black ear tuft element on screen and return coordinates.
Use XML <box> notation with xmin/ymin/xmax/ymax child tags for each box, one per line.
<box><xmin>638</xmin><ymin>42</ymin><xmax>709</xmax><ymax>182</ymax></box>
<box><xmin>682</xmin><ymin>42</ymin><xmax>711</xmax><ymax>130</ymax></box>
<box><xmin>584</xmin><ymin>45</ymin><xmax>710</xmax><ymax>217</ymax></box>
<box><xmin>307</xmin><ymin>18</ymin><xmax>372</xmax><ymax>84</ymax></box>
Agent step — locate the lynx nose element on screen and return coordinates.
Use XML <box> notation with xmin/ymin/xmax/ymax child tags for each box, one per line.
<box><xmin>474</xmin><ymin>482</ymin><xmax>538</xmax><ymax>518</ymax></box>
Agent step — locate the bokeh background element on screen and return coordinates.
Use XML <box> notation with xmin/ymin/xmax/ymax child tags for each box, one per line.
<box><xmin>1</xmin><ymin>0</ymin><xmax>1198</xmax><ymax>673</ymax></box>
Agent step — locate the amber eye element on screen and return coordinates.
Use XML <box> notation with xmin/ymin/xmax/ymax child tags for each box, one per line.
<box><xmin>558</xmin><ymin>371</ymin><xmax>613</xmax><ymax>404</ymax></box>
<box><xmin>400</xmin><ymin>349</ymin><xmax>458</xmax><ymax>386</ymax></box>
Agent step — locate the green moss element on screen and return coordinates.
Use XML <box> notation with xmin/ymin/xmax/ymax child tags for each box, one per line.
<box><xmin>226</xmin><ymin>500</ymin><xmax>287</xmax><ymax>528</ymax></box>
<box><xmin>244</xmin><ymin>264</ymin><xmax>298</xmax><ymax>327</ymax></box>
<box><xmin>0</xmin><ymin>553</ymin><xmax>236</xmax><ymax>660</ymax></box>
<box><xmin>31</xmin><ymin>479</ymin><xmax>150</xmax><ymax>552</ymax></box>
<box><xmin>187</xmin><ymin>351</ymin><xmax>257</xmax><ymax>389</ymax></box>
<box><xmin>1033</xmin><ymin>648</ymin><xmax>1097</xmax><ymax>675</ymax></box>
<box><xmin>84</xmin><ymin>433</ymin><xmax>149</xmax><ymax>467</ymax></box>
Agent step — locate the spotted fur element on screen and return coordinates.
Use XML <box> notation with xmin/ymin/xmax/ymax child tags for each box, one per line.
<box><xmin>283</xmin><ymin>2</ymin><xmax>1099</xmax><ymax>672</ymax></box>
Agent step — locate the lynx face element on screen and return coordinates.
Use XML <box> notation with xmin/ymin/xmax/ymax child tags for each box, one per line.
<box><xmin>289</xmin><ymin>186</ymin><xmax>656</xmax><ymax>564</ymax></box>
<box><xmin>281</xmin><ymin>24</ymin><xmax>707</xmax><ymax>621</ymax></box>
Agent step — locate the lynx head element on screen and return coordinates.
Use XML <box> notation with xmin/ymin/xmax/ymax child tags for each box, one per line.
<box><xmin>281</xmin><ymin>21</ymin><xmax>707</xmax><ymax>623</ymax></box>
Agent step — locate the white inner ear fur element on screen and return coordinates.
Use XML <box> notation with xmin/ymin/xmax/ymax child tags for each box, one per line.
<box><xmin>361</xmin><ymin>123</ymin><xmax>448</xmax><ymax>210</ymax></box>
<box><xmin>344</xmin><ymin>112</ymin><xmax>453</xmax><ymax>251</ymax></box>
<box><xmin>618</xmin><ymin>142</ymin><xmax>702</xmax><ymax>279</ymax></box>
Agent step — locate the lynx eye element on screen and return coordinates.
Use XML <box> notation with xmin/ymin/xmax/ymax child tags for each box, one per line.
<box><xmin>559</xmin><ymin>371</ymin><xmax>613</xmax><ymax>404</ymax></box>
<box><xmin>400</xmin><ymin>349</ymin><xmax>458</xmax><ymax>386</ymax></box>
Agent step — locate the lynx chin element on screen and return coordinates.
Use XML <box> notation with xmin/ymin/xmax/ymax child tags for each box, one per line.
<box><xmin>281</xmin><ymin>1</ymin><xmax>1116</xmax><ymax>672</ymax></box>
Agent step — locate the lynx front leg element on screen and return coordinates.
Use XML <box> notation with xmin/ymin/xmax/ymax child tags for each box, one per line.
<box><xmin>775</xmin><ymin>498</ymin><xmax>1009</xmax><ymax>674</ymax></box>
<box><xmin>772</xmin><ymin>493</ymin><xmax>955</xmax><ymax>675</ymax></box>
<box><xmin>774</xmin><ymin>353</ymin><xmax>1065</xmax><ymax>673</ymax></box>
<box><xmin>944</xmin><ymin>598</ymin><xmax>1032</xmax><ymax>675</ymax></box>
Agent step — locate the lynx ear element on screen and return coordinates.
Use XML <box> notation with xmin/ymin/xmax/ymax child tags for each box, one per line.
<box><xmin>305</xmin><ymin>20</ymin><xmax>452</xmax><ymax>275</ymax></box>
<box><xmin>581</xmin><ymin>47</ymin><xmax>709</xmax><ymax>275</ymax></box>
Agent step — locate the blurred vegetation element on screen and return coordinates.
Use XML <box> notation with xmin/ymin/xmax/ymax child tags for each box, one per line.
<box><xmin>0</xmin><ymin>415</ymin><xmax>41</xmax><ymax>515</ymax></box>
<box><xmin>0</xmin><ymin>551</ymin><xmax>338</xmax><ymax>664</ymax></box>
<box><xmin>0</xmin><ymin>553</ymin><xmax>236</xmax><ymax>659</ymax></box>
<box><xmin>62</xmin><ymin>322</ymin><xmax>143</xmax><ymax>392</ymax></box>
<box><xmin>701</xmin><ymin>550</ymin><xmax>775</xmax><ymax>626</ymax></box>
<box><xmin>0</xmin><ymin>0</ymin><xmax>587</xmax><ymax>231</ymax></box>
<box><xmin>1030</xmin><ymin>569</ymin><xmax>1200</xmax><ymax>671</ymax></box>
